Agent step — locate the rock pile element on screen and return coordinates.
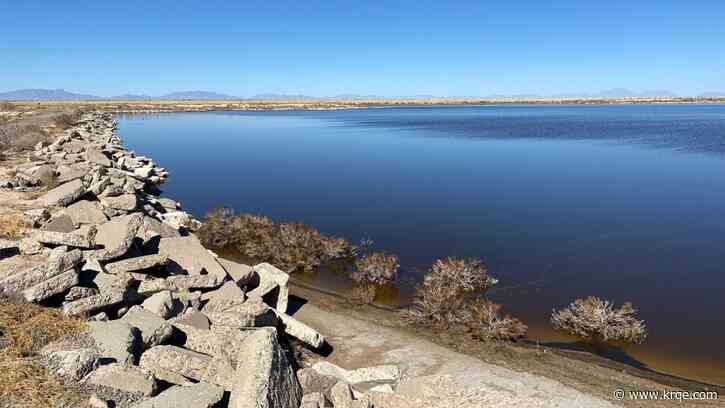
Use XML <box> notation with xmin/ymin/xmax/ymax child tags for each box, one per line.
<box><xmin>0</xmin><ymin>112</ymin><xmax>408</xmax><ymax>408</ymax></box>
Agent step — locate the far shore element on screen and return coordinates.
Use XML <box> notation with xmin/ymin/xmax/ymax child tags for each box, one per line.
<box><xmin>3</xmin><ymin>96</ymin><xmax>725</xmax><ymax>114</ymax></box>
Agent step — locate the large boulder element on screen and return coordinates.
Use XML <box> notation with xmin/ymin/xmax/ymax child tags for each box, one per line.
<box><xmin>85</xmin><ymin>148</ymin><xmax>112</xmax><ymax>167</ymax></box>
<box><xmin>218</xmin><ymin>258</ymin><xmax>255</xmax><ymax>285</ymax></box>
<box><xmin>23</xmin><ymin>268</ymin><xmax>79</xmax><ymax>302</ymax></box>
<box><xmin>139</xmin><ymin>344</ymin><xmax>234</xmax><ymax>389</ymax></box>
<box><xmin>275</xmin><ymin>310</ymin><xmax>325</xmax><ymax>348</ymax></box>
<box><xmin>64</xmin><ymin>200</ymin><xmax>108</xmax><ymax>226</ymax></box>
<box><xmin>131</xmin><ymin>382</ymin><xmax>224</xmax><ymax>408</ymax></box>
<box><xmin>0</xmin><ymin>249</ymin><xmax>82</xmax><ymax>295</ymax></box>
<box><xmin>229</xmin><ymin>327</ymin><xmax>302</xmax><ymax>408</ymax></box>
<box><xmin>156</xmin><ymin>235</ymin><xmax>227</xmax><ymax>280</ymax></box>
<box><xmin>38</xmin><ymin>178</ymin><xmax>85</xmax><ymax>207</ymax></box>
<box><xmin>201</xmin><ymin>281</ymin><xmax>246</xmax><ymax>313</ymax></box>
<box><xmin>249</xmin><ymin>263</ymin><xmax>290</xmax><ymax>313</ymax></box>
<box><xmin>45</xmin><ymin>348</ymin><xmax>99</xmax><ymax>381</ymax></box>
<box><xmin>121</xmin><ymin>306</ymin><xmax>173</xmax><ymax>349</ymax></box>
<box><xmin>93</xmin><ymin>213</ymin><xmax>143</xmax><ymax>261</ymax></box>
<box><xmin>206</xmin><ymin>297</ymin><xmax>278</xmax><ymax>329</ymax></box>
<box><xmin>141</xmin><ymin>290</ymin><xmax>186</xmax><ymax>319</ymax></box>
<box><xmin>87</xmin><ymin>363</ymin><xmax>158</xmax><ymax>397</ymax></box>
<box><xmin>105</xmin><ymin>254</ymin><xmax>168</xmax><ymax>274</ymax></box>
<box><xmin>87</xmin><ymin>320</ymin><xmax>141</xmax><ymax>365</ymax></box>
<box><xmin>33</xmin><ymin>227</ymin><xmax>97</xmax><ymax>248</ymax></box>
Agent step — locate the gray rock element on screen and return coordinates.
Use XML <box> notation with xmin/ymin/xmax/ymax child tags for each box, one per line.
<box><xmin>141</xmin><ymin>290</ymin><xmax>186</xmax><ymax>319</ymax></box>
<box><xmin>206</xmin><ymin>297</ymin><xmax>278</xmax><ymax>329</ymax></box>
<box><xmin>105</xmin><ymin>254</ymin><xmax>168</xmax><ymax>274</ymax></box>
<box><xmin>87</xmin><ymin>320</ymin><xmax>141</xmax><ymax>364</ymax></box>
<box><xmin>201</xmin><ymin>355</ymin><xmax>236</xmax><ymax>390</ymax></box>
<box><xmin>19</xmin><ymin>238</ymin><xmax>43</xmax><ymax>255</ymax></box>
<box><xmin>202</xmin><ymin>281</ymin><xmax>246</xmax><ymax>313</ymax></box>
<box><xmin>311</xmin><ymin>362</ymin><xmax>400</xmax><ymax>386</ymax></box>
<box><xmin>137</xmin><ymin>216</ymin><xmax>180</xmax><ymax>246</ymax></box>
<box><xmin>171</xmin><ymin>309</ymin><xmax>210</xmax><ymax>330</ymax></box>
<box><xmin>297</xmin><ymin>368</ymin><xmax>339</xmax><ymax>400</ymax></box>
<box><xmin>56</xmin><ymin>167</ymin><xmax>86</xmax><ymax>184</ymax></box>
<box><xmin>100</xmin><ymin>194</ymin><xmax>138</xmax><ymax>211</ymax></box>
<box><xmin>300</xmin><ymin>392</ymin><xmax>328</xmax><ymax>408</ymax></box>
<box><xmin>229</xmin><ymin>327</ymin><xmax>302</xmax><ymax>408</ymax></box>
<box><xmin>139</xmin><ymin>345</ymin><xmax>211</xmax><ymax>384</ymax></box>
<box><xmin>121</xmin><ymin>306</ymin><xmax>174</xmax><ymax>349</ymax></box>
<box><xmin>218</xmin><ymin>258</ymin><xmax>255</xmax><ymax>285</ymax></box>
<box><xmin>23</xmin><ymin>268</ymin><xmax>79</xmax><ymax>302</ymax></box>
<box><xmin>39</xmin><ymin>178</ymin><xmax>85</xmax><ymax>207</ymax></box>
<box><xmin>156</xmin><ymin>197</ymin><xmax>179</xmax><ymax>210</ymax></box>
<box><xmin>131</xmin><ymin>382</ymin><xmax>224</xmax><ymax>408</ymax></box>
<box><xmin>159</xmin><ymin>211</ymin><xmax>200</xmax><ymax>230</ymax></box>
<box><xmin>87</xmin><ymin>363</ymin><xmax>158</xmax><ymax>397</ymax></box>
<box><xmin>0</xmin><ymin>249</ymin><xmax>83</xmax><ymax>295</ymax></box>
<box><xmin>0</xmin><ymin>238</ymin><xmax>18</xmax><ymax>251</ymax></box>
<box><xmin>250</xmin><ymin>263</ymin><xmax>290</xmax><ymax>313</ymax></box>
<box><xmin>330</xmin><ymin>382</ymin><xmax>355</xmax><ymax>408</ymax></box>
<box><xmin>64</xmin><ymin>200</ymin><xmax>108</xmax><ymax>226</ymax></box>
<box><xmin>64</xmin><ymin>286</ymin><xmax>99</xmax><ymax>301</ymax></box>
<box><xmin>157</xmin><ymin>235</ymin><xmax>228</xmax><ymax>279</ymax></box>
<box><xmin>93</xmin><ymin>213</ymin><xmax>143</xmax><ymax>261</ymax></box>
<box><xmin>41</xmin><ymin>213</ymin><xmax>77</xmax><ymax>233</ymax></box>
<box><xmin>33</xmin><ymin>226</ymin><xmax>96</xmax><ymax>249</ymax></box>
<box><xmin>85</xmin><ymin>148</ymin><xmax>112</xmax><ymax>167</ymax></box>
<box><xmin>137</xmin><ymin>274</ymin><xmax>225</xmax><ymax>295</ymax></box>
<box><xmin>63</xmin><ymin>290</ymin><xmax>126</xmax><ymax>316</ymax></box>
<box><xmin>46</xmin><ymin>348</ymin><xmax>99</xmax><ymax>381</ymax></box>
<box><xmin>173</xmin><ymin>321</ymin><xmax>250</xmax><ymax>367</ymax></box>
<box><xmin>89</xmin><ymin>177</ymin><xmax>111</xmax><ymax>196</ymax></box>
<box><xmin>275</xmin><ymin>310</ymin><xmax>326</xmax><ymax>348</ymax></box>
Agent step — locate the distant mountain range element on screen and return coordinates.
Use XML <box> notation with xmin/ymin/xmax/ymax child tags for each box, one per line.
<box><xmin>0</xmin><ymin>89</ymin><xmax>238</xmax><ymax>101</ymax></box>
<box><xmin>0</xmin><ymin>88</ymin><xmax>723</xmax><ymax>101</ymax></box>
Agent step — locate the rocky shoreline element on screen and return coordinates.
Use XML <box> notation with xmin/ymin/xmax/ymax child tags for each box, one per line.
<box><xmin>0</xmin><ymin>112</ymin><xmax>405</xmax><ymax>408</ymax></box>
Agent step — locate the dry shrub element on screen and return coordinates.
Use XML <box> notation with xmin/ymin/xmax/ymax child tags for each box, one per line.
<box><xmin>0</xmin><ymin>123</ymin><xmax>51</xmax><ymax>152</ymax></box>
<box><xmin>551</xmin><ymin>296</ymin><xmax>647</xmax><ymax>344</ymax></box>
<box><xmin>467</xmin><ymin>299</ymin><xmax>527</xmax><ymax>341</ymax></box>
<box><xmin>352</xmin><ymin>252</ymin><xmax>400</xmax><ymax>286</ymax></box>
<box><xmin>0</xmin><ymin>212</ymin><xmax>29</xmax><ymax>239</ymax></box>
<box><xmin>0</xmin><ymin>354</ymin><xmax>85</xmax><ymax>408</ymax></box>
<box><xmin>0</xmin><ymin>101</ymin><xmax>15</xmax><ymax>111</ymax></box>
<box><xmin>0</xmin><ymin>298</ymin><xmax>86</xmax><ymax>357</ymax></box>
<box><xmin>348</xmin><ymin>252</ymin><xmax>400</xmax><ymax>305</ymax></box>
<box><xmin>0</xmin><ymin>297</ymin><xmax>86</xmax><ymax>408</ymax></box>
<box><xmin>198</xmin><ymin>207</ymin><xmax>353</xmax><ymax>273</ymax></box>
<box><xmin>402</xmin><ymin>257</ymin><xmax>499</xmax><ymax>329</ymax></box>
<box><xmin>53</xmin><ymin>111</ymin><xmax>84</xmax><ymax>130</ymax></box>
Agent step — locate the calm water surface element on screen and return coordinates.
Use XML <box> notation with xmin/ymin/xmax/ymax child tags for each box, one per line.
<box><xmin>119</xmin><ymin>105</ymin><xmax>725</xmax><ymax>385</ymax></box>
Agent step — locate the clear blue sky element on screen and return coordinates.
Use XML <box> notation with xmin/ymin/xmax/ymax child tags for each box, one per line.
<box><xmin>1</xmin><ymin>1</ymin><xmax>723</xmax><ymax>97</ymax></box>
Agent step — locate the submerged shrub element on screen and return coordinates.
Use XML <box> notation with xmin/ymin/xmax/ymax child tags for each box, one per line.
<box><xmin>352</xmin><ymin>252</ymin><xmax>400</xmax><ymax>286</ymax></box>
<box><xmin>551</xmin><ymin>296</ymin><xmax>647</xmax><ymax>345</ymax></box>
<box><xmin>467</xmin><ymin>299</ymin><xmax>527</xmax><ymax>341</ymax></box>
<box><xmin>198</xmin><ymin>207</ymin><xmax>353</xmax><ymax>273</ymax></box>
<box><xmin>402</xmin><ymin>257</ymin><xmax>498</xmax><ymax>329</ymax></box>
<box><xmin>349</xmin><ymin>252</ymin><xmax>400</xmax><ymax>305</ymax></box>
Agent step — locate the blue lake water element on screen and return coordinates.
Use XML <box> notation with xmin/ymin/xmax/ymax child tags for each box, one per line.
<box><xmin>119</xmin><ymin>104</ymin><xmax>725</xmax><ymax>385</ymax></box>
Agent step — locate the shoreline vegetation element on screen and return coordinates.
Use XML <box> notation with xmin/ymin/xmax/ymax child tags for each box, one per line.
<box><xmin>1</xmin><ymin>106</ymin><xmax>723</xmax><ymax>406</ymax></box>
<box><xmin>1</xmin><ymin>96</ymin><xmax>725</xmax><ymax>115</ymax></box>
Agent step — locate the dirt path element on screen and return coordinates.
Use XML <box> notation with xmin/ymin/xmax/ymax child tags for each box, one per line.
<box><xmin>293</xmin><ymin>299</ymin><xmax>617</xmax><ymax>407</ymax></box>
